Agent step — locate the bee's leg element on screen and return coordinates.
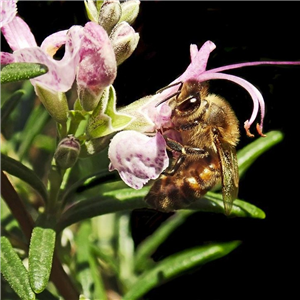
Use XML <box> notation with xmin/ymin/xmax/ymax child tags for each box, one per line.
<box><xmin>162</xmin><ymin>138</ymin><xmax>183</xmax><ymax>175</ymax></box>
<box><xmin>163</xmin><ymin>155</ymin><xmax>185</xmax><ymax>176</ymax></box>
<box><xmin>164</xmin><ymin>138</ymin><xmax>208</xmax><ymax>176</ymax></box>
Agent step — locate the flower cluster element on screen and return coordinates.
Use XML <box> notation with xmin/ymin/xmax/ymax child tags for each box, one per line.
<box><xmin>1</xmin><ymin>0</ymin><xmax>140</xmax><ymax>164</ymax></box>
<box><xmin>1</xmin><ymin>0</ymin><xmax>299</xmax><ymax>189</ymax></box>
<box><xmin>1</xmin><ymin>0</ymin><xmax>139</xmax><ymax>111</ymax></box>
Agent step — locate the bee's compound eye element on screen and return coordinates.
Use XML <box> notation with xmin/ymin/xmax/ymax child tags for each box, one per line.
<box><xmin>177</xmin><ymin>94</ymin><xmax>201</xmax><ymax>113</ymax></box>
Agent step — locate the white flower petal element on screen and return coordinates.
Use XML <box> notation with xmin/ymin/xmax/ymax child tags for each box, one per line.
<box><xmin>108</xmin><ymin>131</ymin><xmax>169</xmax><ymax>189</ymax></box>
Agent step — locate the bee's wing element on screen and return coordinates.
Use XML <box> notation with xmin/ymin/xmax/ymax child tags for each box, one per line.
<box><xmin>214</xmin><ymin>137</ymin><xmax>239</xmax><ymax>215</ymax></box>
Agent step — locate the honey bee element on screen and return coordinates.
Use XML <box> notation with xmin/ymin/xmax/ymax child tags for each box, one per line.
<box><xmin>145</xmin><ymin>80</ymin><xmax>240</xmax><ymax>215</ymax></box>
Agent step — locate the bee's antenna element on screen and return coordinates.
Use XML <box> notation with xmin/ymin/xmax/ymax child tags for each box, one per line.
<box><xmin>155</xmin><ymin>81</ymin><xmax>183</xmax><ymax>107</ymax></box>
<box><xmin>156</xmin><ymin>81</ymin><xmax>183</xmax><ymax>94</ymax></box>
<box><xmin>155</xmin><ymin>92</ymin><xmax>179</xmax><ymax>107</ymax></box>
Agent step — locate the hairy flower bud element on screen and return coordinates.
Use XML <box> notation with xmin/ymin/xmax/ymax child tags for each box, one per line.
<box><xmin>77</xmin><ymin>22</ymin><xmax>117</xmax><ymax>111</ymax></box>
<box><xmin>109</xmin><ymin>21</ymin><xmax>139</xmax><ymax>65</ymax></box>
<box><xmin>35</xmin><ymin>83</ymin><xmax>69</xmax><ymax>124</ymax></box>
<box><xmin>120</xmin><ymin>0</ymin><xmax>140</xmax><ymax>25</ymax></box>
<box><xmin>54</xmin><ymin>135</ymin><xmax>81</xmax><ymax>169</ymax></box>
<box><xmin>98</xmin><ymin>0</ymin><xmax>122</xmax><ymax>34</ymax></box>
<box><xmin>84</xmin><ymin>0</ymin><xmax>99</xmax><ymax>23</ymax></box>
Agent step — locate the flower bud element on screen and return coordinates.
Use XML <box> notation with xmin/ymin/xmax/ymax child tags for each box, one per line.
<box><xmin>77</xmin><ymin>22</ymin><xmax>117</xmax><ymax>111</ymax></box>
<box><xmin>120</xmin><ymin>0</ymin><xmax>140</xmax><ymax>25</ymax></box>
<box><xmin>84</xmin><ymin>0</ymin><xmax>99</xmax><ymax>23</ymax></box>
<box><xmin>78</xmin><ymin>88</ymin><xmax>103</xmax><ymax>112</ymax></box>
<box><xmin>35</xmin><ymin>83</ymin><xmax>69</xmax><ymax>124</ymax></box>
<box><xmin>109</xmin><ymin>21</ymin><xmax>139</xmax><ymax>65</ymax></box>
<box><xmin>54</xmin><ymin>135</ymin><xmax>81</xmax><ymax>169</ymax></box>
<box><xmin>98</xmin><ymin>0</ymin><xmax>122</xmax><ymax>34</ymax></box>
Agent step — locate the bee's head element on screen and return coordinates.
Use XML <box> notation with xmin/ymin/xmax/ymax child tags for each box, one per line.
<box><xmin>172</xmin><ymin>80</ymin><xmax>209</xmax><ymax>117</ymax></box>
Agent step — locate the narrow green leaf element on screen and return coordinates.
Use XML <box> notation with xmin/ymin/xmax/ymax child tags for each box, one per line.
<box><xmin>17</xmin><ymin>104</ymin><xmax>50</xmax><ymax>160</ymax></box>
<box><xmin>75</xmin><ymin>221</ymin><xmax>107</xmax><ymax>300</ymax></box>
<box><xmin>75</xmin><ymin>221</ymin><xmax>94</xmax><ymax>297</ymax></box>
<box><xmin>238</xmin><ymin>130</ymin><xmax>283</xmax><ymax>178</ymax></box>
<box><xmin>117</xmin><ymin>213</ymin><xmax>136</xmax><ymax>290</ymax></box>
<box><xmin>28</xmin><ymin>215</ymin><xmax>56</xmax><ymax>294</ymax></box>
<box><xmin>61</xmin><ymin>169</ymin><xmax>115</xmax><ymax>205</ymax></box>
<box><xmin>1</xmin><ymin>62</ymin><xmax>48</xmax><ymax>84</ymax></box>
<box><xmin>103</xmin><ymin>185</ymin><xmax>150</xmax><ymax>200</ymax></box>
<box><xmin>88</xmin><ymin>248</ymin><xmax>107</xmax><ymax>300</ymax></box>
<box><xmin>123</xmin><ymin>241</ymin><xmax>241</xmax><ymax>300</ymax></box>
<box><xmin>1</xmin><ymin>153</ymin><xmax>48</xmax><ymax>202</ymax></box>
<box><xmin>1</xmin><ymin>90</ymin><xmax>25</xmax><ymax>126</ymax></box>
<box><xmin>57</xmin><ymin>187</ymin><xmax>149</xmax><ymax>232</ymax></box>
<box><xmin>190</xmin><ymin>191</ymin><xmax>266</xmax><ymax>219</ymax></box>
<box><xmin>90</xmin><ymin>244</ymin><xmax>119</xmax><ymax>275</ymax></box>
<box><xmin>1</xmin><ymin>236</ymin><xmax>36</xmax><ymax>300</ymax></box>
<box><xmin>135</xmin><ymin>210</ymin><xmax>194</xmax><ymax>272</ymax></box>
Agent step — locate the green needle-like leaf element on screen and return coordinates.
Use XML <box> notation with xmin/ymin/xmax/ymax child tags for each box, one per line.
<box><xmin>17</xmin><ymin>105</ymin><xmax>50</xmax><ymax>160</ymax></box>
<box><xmin>1</xmin><ymin>236</ymin><xmax>36</xmax><ymax>300</ymax></box>
<box><xmin>58</xmin><ymin>181</ymin><xmax>265</xmax><ymax>232</ymax></box>
<box><xmin>123</xmin><ymin>241</ymin><xmax>241</xmax><ymax>300</ymax></box>
<box><xmin>57</xmin><ymin>187</ymin><xmax>149</xmax><ymax>232</ymax></box>
<box><xmin>117</xmin><ymin>213</ymin><xmax>136</xmax><ymax>290</ymax></box>
<box><xmin>238</xmin><ymin>130</ymin><xmax>284</xmax><ymax>178</ymax></box>
<box><xmin>191</xmin><ymin>191</ymin><xmax>266</xmax><ymax>219</ymax></box>
<box><xmin>75</xmin><ymin>221</ymin><xmax>107</xmax><ymax>300</ymax></box>
<box><xmin>1</xmin><ymin>62</ymin><xmax>48</xmax><ymax>84</ymax></box>
<box><xmin>28</xmin><ymin>215</ymin><xmax>56</xmax><ymax>294</ymax></box>
<box><xmin>61</xmin><ymin>169</ymin><xmax>115</xmax><ymax>205</ymax></box>
<box><xmin>1</xmin><ymin>90</ymin><xmax>25</xmax><ymax>126</ymax></box>
<box><xmin>1</xmin><ymin>153</ymin><xmax>48</xmax><ymax>202</ymax></box>
<box><xmin>76</xmin><ymin>222</ymin><xmax>95</xmax><ymax>295</ymax></box>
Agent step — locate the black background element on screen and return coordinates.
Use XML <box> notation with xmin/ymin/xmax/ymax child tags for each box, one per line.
<box><xmin>5</xmin><ymin>1</ymin><xmax>300</xmax><ymax>299</ymax></box>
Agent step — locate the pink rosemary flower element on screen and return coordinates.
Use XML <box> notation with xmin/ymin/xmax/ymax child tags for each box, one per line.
<box><xmin>108</xmin><ymin>40</ymin><xmax>300</xmax><ymax>189</ymax></box>
<box><xmin>0</xmin><ymin>0</ymin><xmax>116</xmax><ymax>100</ymax></box>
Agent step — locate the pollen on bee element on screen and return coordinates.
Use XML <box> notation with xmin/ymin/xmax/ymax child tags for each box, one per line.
<box><xmin>186</xmin><ymin>177</ymin><xmax>199</xmax><ymax>189</ymax></box>
<box><xmin>201</xmin><ymin>167</ymin><xmax>212</xmax><ymax>181</ymax></box>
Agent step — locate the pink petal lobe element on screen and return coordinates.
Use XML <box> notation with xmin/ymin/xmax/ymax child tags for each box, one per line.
<box><xmin>40</xmin><ymin>30</ymin><xmax>69</xmax><ymax>57</ymax></box>
<box><xmin>195</xmin><ymin>71</ymin><xmax>265</xmax><ymax>136</ymax></box>
<box><xmin>180</xmin><ymin>40</ymin><xmax>216</xmax><ymax>82</ymax></box>
<box><xmin>13</xmin><ymin>47</ymin><xmax>75</xmax><ymax>92</ymax></box>
<box><xmin>77</xmin><ymin>22</ymin><xmax>116</xmax><ymax>96</ymax></box>
<box><xmin>1</xmin><ymin>16</ymin><xmax>36</xmax><ymax>50</ymax></box>
<box><xmin>108</xmin><ymin>131</ymin><xmax>169</xmax><ymax>189</ymax></box>
<box><xmin>11</xmin><ymin>26</ymin><xmax>83</xmax><ymax>92</ymax></box>
<box><xmin>0</xmin><ymin>0</ymin><xmax>17</xmax><ymax>27</ymax></box>
<box><xmin>0</xmin><ymin>51</ymin><xmax>15</xmax><ymax>64</ymax></box>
